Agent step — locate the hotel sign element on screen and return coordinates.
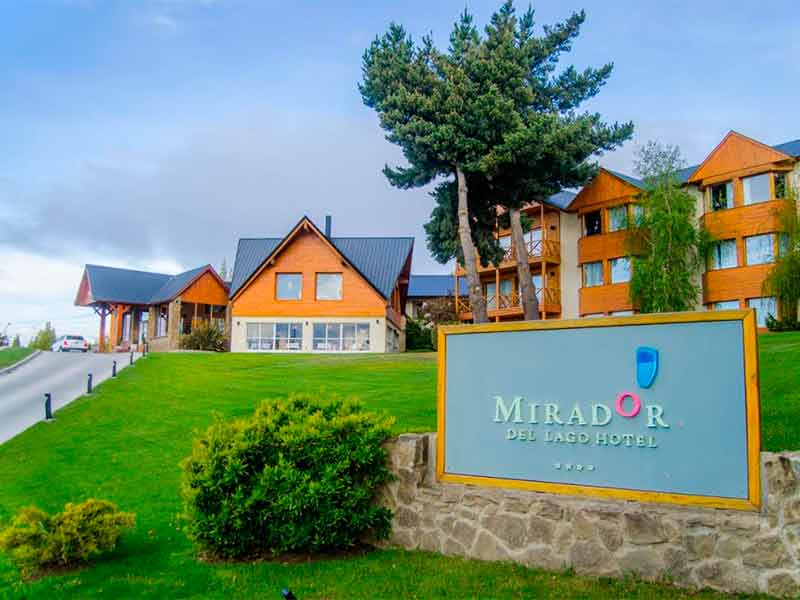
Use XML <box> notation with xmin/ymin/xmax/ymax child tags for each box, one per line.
<box><xmin>436</xmin><ymin>311</ymin><xmax>761</xmax><ymax>510</ymax></box>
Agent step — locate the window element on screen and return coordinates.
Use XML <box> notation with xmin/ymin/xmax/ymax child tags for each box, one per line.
<box><xmin>710</xmin><ymin>182</ymin><xmax>733</xmax><ymax>211</ymax></box>
<box><xmin>714</xmin><ymin>300</ymin><xmax>740</xmax><ymax>311</ymax></box>
<box><xmin>276</xmin><ymin>273</ymin><xmax>302</xmax><ymax>300</ymax></box>
<box><xmin>247</xmin><ymin>322</ymin><xmax>303</xmax><ymax>351</ymax></box>
<box><xmin>610</xmin><ymin>310</ymin><xmax>634</xmax><ymax>316</ymax></box>
<box><xmin>498</xmin><ymin>235</ymin><xmax>512</xmax><ymax>250</ymax></box>
<box><xmin>743</xmin><ymin>173</ymin><xmax>771</xmax><ymax>205</ymax></box>
<box><xmin>583</xmin><ymin>261</ymin><xmax>603</xmax><ymax>287</ymax></box>
<box><xmin>313</xmin><ymin>322</ymin><xmax>370</xmax><ymax>351</ymax></box>
<box><xmin>610</xmin><ymin>257</ymin><xmax>631</xmax><ymax>284</ymax></box>
<box><xmin>316</xmin><ymin>273</ymin><xmax>342</xmax><ymax>300</ymax></box>
<box><xmin>608</xmin><ymin>206</ymin><xmax>628</xmax><ymax>232</ymax></box>
<box><xmin>775</xmin><ymin>173</ymin><xmax>787</xmax><ymax>199</ymax></box>
<box><xmin>157</xmin><ymin>306</ymin><xmax>168</xmax><ymax>337</ymax></box>
<box><xmin>584</xmin><ymin>210</ymin><xmax>602</xmax><ymax>236</ymax></box>
<box><xmin>748</xmin><ymin>297</ymin><xmax>777</xmax><ymax>328</ymax></box>
<box><xmin>745</xmin><ymin>234</ymin><xmax>775</xmax><ymax>265</ymax></box>
<box><xmin>583</xmin><ymin>313</ymin><xmax>604</xmax><ymax>318</ymax></box>
<box><xmin>485</xmin><ymin>279</ymin><xmax>513</xmax><ymax>309</ymax></box>
<box><xmin>632</xmin><ymin>204</ymin><xmax>644</xmax><ymax>226</ymax></box>
<box><xmin>529</xmin><ymin>228</ymin><xmax>543</xmax><ymax>256</ymax></box>
<box><xmin>711</xmin><ymin>239</ymin><xmax>737</xmax><ymax>270</ymax></box>
<box><xmin>122</xmin><ymin>313</ymin><xmax>131</xmax><ymax>342</ymax></box>
<box><xmin>531</xmin><ymin>274</ymin><xmax>543</xmax><ymax>302</ymax></box>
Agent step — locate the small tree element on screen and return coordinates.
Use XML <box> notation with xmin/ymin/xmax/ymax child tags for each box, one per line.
<box><xmin>30</xmin><ymin>322</ymin><xmax>57</xmax><ymax>351</ymax></box>
<box><xmin>763</xmin><ymin>187</ymin><xmax>800</xmax><ymax>321</ymax></box>
<box><xmin>627</xmin><ymin>142</ymin><xmax>710</xmax><ymax>313</ymax></box>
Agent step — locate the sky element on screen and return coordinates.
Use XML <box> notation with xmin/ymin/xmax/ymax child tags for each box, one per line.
<box><xmin>1</xmin><ymin>0</ymin><xmax>798</xmax><ymax>343</ymax></box>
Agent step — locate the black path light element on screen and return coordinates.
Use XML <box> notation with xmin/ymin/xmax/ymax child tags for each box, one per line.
<box><xmin>130</xmin><ymin>351</ymin><xmax>134</xmax><ymax>366</ymax></box>
<box><xmin>112</xmin><ymin>360</ymin><xmax>117</xmax><ymax>377</ymax></box>
<box><xmin>44</xmin><ymin>393</ymin><xmax>53</xmax><ymax>420</ymax></box>
<box><xmin>87</xmin><ymin>373</ymin><xmax>93</xmax><ymax>394</ymax></box>
<box><xmin>281</xmin><ymin>589</ymin><xmax>297</xmax><ymax>600</ymax></box>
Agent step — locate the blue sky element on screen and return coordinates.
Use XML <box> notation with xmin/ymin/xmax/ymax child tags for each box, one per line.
<box><xmin>0</xmin><ymin>0</ymin><xmax>797</xmax><ymax>341</ymax></box>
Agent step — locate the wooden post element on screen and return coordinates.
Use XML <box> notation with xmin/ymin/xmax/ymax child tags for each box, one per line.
<box><xmin>454</xmin><ymin>272</ymin><xmax>459</xmax><ymax>318</ymax></box>
<box><xmin>193</xmin><ymin>302</ymin><xmax>198</xmax><ymax>330</ymax></box>
<box><xmin>99</xmin><ymin>310</ymin><xmax>106</xmax><ymax>353</ymax></box>
<box><xmin>495</xmin><ymin>268</ymin><xmax>500</xmax><ymax>321</ymax></box>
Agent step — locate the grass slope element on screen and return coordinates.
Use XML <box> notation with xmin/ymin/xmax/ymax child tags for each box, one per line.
<box><xmin>0</xmin><ymin>348</ymin><xmax>34</xmax><ymax>370</ymax></box>
<box><xmin>1</xmin><ymin>337</ymin><xmax>797</xmax><ymax>599</ymax></box>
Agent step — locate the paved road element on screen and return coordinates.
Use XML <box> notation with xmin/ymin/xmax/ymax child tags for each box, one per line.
<box><xmin>0</xmin><ymin>351</ymin><xmax>139</xmax><ymax>444</ymax></box>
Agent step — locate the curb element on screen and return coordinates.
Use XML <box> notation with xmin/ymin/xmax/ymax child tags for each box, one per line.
<box><xmin>0</xmin><ymin>350</ymin><xmax>43</xmax><ymax>376</ymax></box>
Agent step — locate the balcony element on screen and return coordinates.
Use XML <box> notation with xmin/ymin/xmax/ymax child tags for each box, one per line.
<box><xmin>456</xmin><ymin>287</ymin><xmax>562</xmax><ymax>321</ymax></box>
<box><xmin>457</xmin><ymin>238</ymin><xmax>561</xmax><ymax>276</ymax></box>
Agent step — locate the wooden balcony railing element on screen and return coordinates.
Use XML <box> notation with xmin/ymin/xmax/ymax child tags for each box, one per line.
<box><xmin>501</xmin><ymin>239</ymin><xmax>561</xmax><ymax>264</ymax></box>
<box><xmin>455</xmin><ymin>287</ymin><xmax>561</xmax><ymax>317</ymax></box>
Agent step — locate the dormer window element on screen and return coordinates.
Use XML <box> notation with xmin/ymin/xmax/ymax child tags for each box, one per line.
<box><xmin>710</xmin><ymin>182</ymin><xmax>733</xmax><ymax>211</ymax></box>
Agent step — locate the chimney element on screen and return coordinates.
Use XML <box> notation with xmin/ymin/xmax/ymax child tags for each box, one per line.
<box><xmin>324</xmin><ymin>215</ymin><xmax>332</xmax><ymax>237</ymax></box>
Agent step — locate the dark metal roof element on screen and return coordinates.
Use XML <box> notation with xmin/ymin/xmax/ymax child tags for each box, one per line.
<box><xmin>229</xmin><ymin>233</ymin><xmax>414</xmax><ymax>300</ymax></box>
<box><xmin>607</xmin><ymin>165</ymin><xmax>699</xmax><ymax>189</ymax></box>
<box><xmin>544</xmin><ymin>190</ymin><xmax>577</xmax><ymax>210</ymax></box>
<box><xmin>773</xmin><ymin>139</ymin><xmax>800</xmax><ymax>157</ymax></box>
<box><xmin>84</xmin><ymin>264</ymin><xmax>172</xmax><ymax>305</ymax></box>
<box><xmin>149</xmin><ymin>265</ymin><xmax>210</xmax><ymax>304</ymax></box>
<box><xmin>82</xmin><ymin>264</ymin><xmax>216</xmax><ymax>305</ymax></box>
<box><xmin>408</xmin><ymin>274</ymin><xmax>465</xmax><ymax>298</ymax></box>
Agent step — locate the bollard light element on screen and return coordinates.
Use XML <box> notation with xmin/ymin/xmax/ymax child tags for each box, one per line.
<box><xmin>112</xmin><ymin>360</ymin><xmax>117</xmax><ymax>377</ymax></box>
<box><xmin>281</xmin><ymin>589</ymin><xmax>297</xmax><ymax>600</ymax></box>
<box><xmin>44</xmin><ymin>393</ymin><xmax>53</xmax><ymax>420</ymax></box>
<box><xmin>130</xmin><ymin>351</ymin><xmax>134</xmax><ymax>366</ymax></box>
<box><xmin>87</xmin><ymin>373</ymin><xmax>93</xmax><ymax>394</ymax></box>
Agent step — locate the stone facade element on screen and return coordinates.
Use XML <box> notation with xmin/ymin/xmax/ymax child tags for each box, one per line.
<box><xmin>378</xmin><ymin>433</ymin><xmax>800</xmax><ymax>597</ymax></box>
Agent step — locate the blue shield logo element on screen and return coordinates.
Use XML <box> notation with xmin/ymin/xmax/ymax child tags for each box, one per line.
<box><xmin>636</xmin><ymin>346</ymin><xmax>658</xmax><ymax>389</ymax></box>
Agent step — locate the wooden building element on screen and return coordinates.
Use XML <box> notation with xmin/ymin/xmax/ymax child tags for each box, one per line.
<box><xmin>228</xmin><ymin>216</ymin><xmax>413</xmax><ymax>353</ymax></box>
<box><xmin>75</xmin><ymin>264</ymin><xmax>229</xmax><ymax>351</ymax></box>
<box><xmin>454</xmin><ymin>131</ymin><xmax>800</xmax><ymax>328</ymax></box>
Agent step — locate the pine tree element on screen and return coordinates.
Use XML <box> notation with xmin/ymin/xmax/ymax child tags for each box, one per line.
<box><xmin>218</xmin><ymin>258</ymin><xmax>230</xmax><ymax>282</ymax></box>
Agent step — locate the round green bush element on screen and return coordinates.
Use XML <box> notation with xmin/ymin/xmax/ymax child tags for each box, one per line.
<box><xmin>180</xmin><ymin>393</ymin><xmax>395</xmax><ymax>558</ymax></box>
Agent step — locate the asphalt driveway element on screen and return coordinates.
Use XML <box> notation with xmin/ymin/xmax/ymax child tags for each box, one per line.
<box><xmin>0</xmin><ymin>351</ymin><xmax>139</xmax><ymax>444</ymax></box>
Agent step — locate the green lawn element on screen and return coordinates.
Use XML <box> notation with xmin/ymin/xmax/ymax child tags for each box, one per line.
<box><xmin>1</xmin><ymin>336</ymin><xmax>797</xmax><ymax>599</ymax></box>
<box><xmin>0</xmin><ymin>347</ymin><xmax>34</xmax><ymax>370</ymax></box>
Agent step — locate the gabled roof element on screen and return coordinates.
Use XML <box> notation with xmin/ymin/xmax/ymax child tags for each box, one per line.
<box><xmin>77</xmin><ymin>264</ymin><xmax>224</xmax><ymax>306</ymax></box>
<box><xmin>543</xmin><ymin>190</ymin><xmax>577</xmax><ymax>210</ymax></box>
<box><xmin>687</xmin><ymin>131</ymin><xmax>794</xmax><ymax>183</ymax></box>
<box><xmin>606</xmin><ymin>169</ymin><xmax>644</xmax><ymax>190</ymax></box>
<box><xmin>408</xmin><ymin>274</ymin><xmax>466</xmax><ymax>298</ymax></box>
<box><xmin>229</xmin><ymin>217</ymin><xmax>414</xmax><ymax>300</ymax></box>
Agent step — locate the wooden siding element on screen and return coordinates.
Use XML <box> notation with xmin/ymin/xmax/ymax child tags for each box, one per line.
<box><xmin>570</xmin><ymin>170</ymin><xmax>640</xmax><ymax>212</ymax></box>
<box><xmin>689</xmin><ymin>131</ymin><xmax>792</xmax><ymax>183</ymax></box>
<box><xmin>703</xmin><ymin>265</ymin><xmax>773</xmax><ymax>305</ymax></box>
<box><xmin>231</xmin><ymin>228</ymin><xmax>388</xmax><ymax>318</ymax></box>
<box><xmin>180</xmin><ymin>271</ymin><xmax>229</xmax><ymax>305</ymax></box>
<box><xmin>702</xmin><ymin>200</ymin><xmax>787</xmax><ymax>239</ymax></box>
<box><xmin>578</xmin><ymin>230</ymin><xmax>627</xmax><ymax>264</ymax></box>
<box><xmin>579</xmin><ymin>283</ymin><xmax>633</xmax><ymax>315</ymax></box>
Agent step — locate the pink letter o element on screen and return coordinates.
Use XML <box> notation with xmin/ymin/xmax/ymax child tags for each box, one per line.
<box><xmin>615</xmin><ymin>391</ymin><xmax>641</xmax><ymax>418</ymax></box>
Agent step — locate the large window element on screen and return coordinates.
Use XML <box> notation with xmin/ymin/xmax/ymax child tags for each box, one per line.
<box><xmin>583</xmin><ymin>210</ymin><xmax>602</xmax><ymax>236</ymax></box>
<box><xmin>745</xmin><ymin>234</ymin><xmax>775</xmax><ymax>265</ymax></box>
<box><xmin>610</xmin><ymin>257</ymin><xmax>631</xmax><ymax>283</ymax></box>
<box><xmin>714</xmin><ymin>300</ymin><xmax>740</xmax><ymax>311</ymax></box>
<box><xmin>711</xmin><ymin>239</ymin><xmax>737</xmax><ymax>270</ymax></box>
<box><xmin>748</xmin><ymin>297</ymin><xmax>777</xmax><ymax>328</ymax></box>
<box><xmin>246</xmin><ymin>322</ymin><xmax>303</xmax><ymax>351</ymax></box>
<box><xmin>608</xmin><ymin>206</ymin><xmax>628</xmax><ymax>232</ymax></box>
<box><xmin>583</xmin><ymin>261</ymin><xmax>603</xmax><ymax>287</ymax></box>
<box><xmin>498</xmin><ymin>235</ymin><xmax>512</xmax><ymax>250</ymax></box>
<box><xmin>743</xmin><ymin>173</ymin><xmax>771</xmax><ymax>205</ymax></box>
<box><xmin>486</xmin><ymin>279</ymin><xmax>513</xmax><ymax>309</ymax></box>
<box><xmin>710</xmin><ymin>182</ymin><xmax>733</xmax><ymax>211</ymax></box>
<box><xmin>313</xmin><ymin>322</ymin><xmax>370</xmax><ymax>352</ymax></box>
<box><xmin>276</xmin><ymin>273</ymin><xmax>302</xmax><ymax>300</ymax></box>
<box><xmin>316</xmin><ymin>273</ymin><xmax>342</xmax><ymax>300</ymax></box>
<box><xmin>157</xmin><ymin>306</ymin><xmax>168</xmax><ymax>337</ymax></box>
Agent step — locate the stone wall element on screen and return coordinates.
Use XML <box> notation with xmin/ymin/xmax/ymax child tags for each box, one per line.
<box><xmin>379</xmin><ymin>433</ymin><xmax>800</xmax><ymax>597</ymax></box>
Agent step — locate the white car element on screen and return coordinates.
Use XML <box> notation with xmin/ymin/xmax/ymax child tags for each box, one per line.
<box><xmin>52</xmin><ymin>335</ymin><xmax>90</xmax><ymax>353</ymax></box>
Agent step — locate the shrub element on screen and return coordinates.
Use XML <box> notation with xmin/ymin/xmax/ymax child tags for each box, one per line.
<box><xmin>180</xmin><ymin>323</ymin><xmax>227</xmax><ymax>352</ymax></box>
<box><xmin>766</xmin><ymin>314</ymin><xmax>800</xmax><ymax>332</ymax></box>
<box><xmin>406</xmin><ymin>318</ymin><xmax>433</xmax><ymax>351</ymax></box>
<box><xmin>181</xmin><ymin>393</ymin><xmax>394</xmax><ymax>558</ymax></box>
<box><xmin>0</xmin><ymin>499</ymin><xmax>135</xmax><ymax>576</ymax></box>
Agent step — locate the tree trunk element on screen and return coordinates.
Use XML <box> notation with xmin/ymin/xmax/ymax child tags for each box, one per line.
<box><xmin>509</xmin><ymin>207</ymin><xmax>540</xmax><ymax>320</ymax></box>
<box><xmin>456</xmin><ymin>166</ymin><xmax>488</xmax><ymax>323</ymax></box>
